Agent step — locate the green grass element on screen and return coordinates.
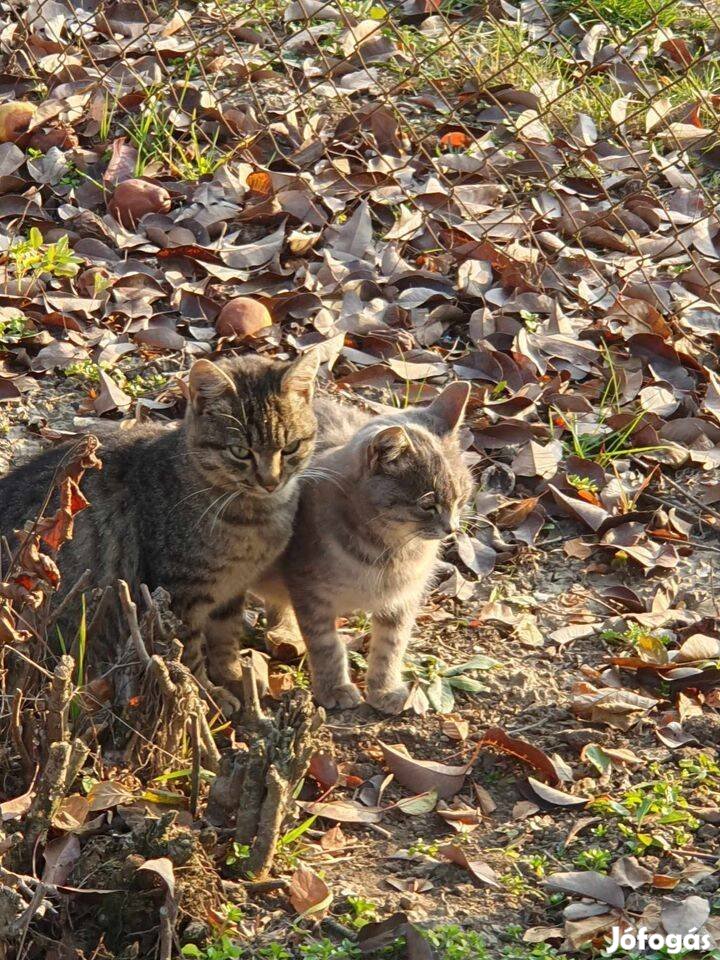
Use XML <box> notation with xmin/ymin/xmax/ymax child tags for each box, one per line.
<box><xmin>556</xmin><ymin>0</ymin><xmax>716</xmax><ymax>32</ymax></box>
<box><xmin>118</xmin><ymin>78</ymin><xmax>232</xmax><ymax>180</ymax></box>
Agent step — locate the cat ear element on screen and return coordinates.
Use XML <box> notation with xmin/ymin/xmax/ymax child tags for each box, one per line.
<box><xmin>425</xmin><ymin>381</ymin><xmax>470</xmax><ymax>435</ymax></box>
<box><xmin>188</xmin><ymin>359</ymin><xmax>236</xmax><ymax>413</ymax></box>
<box><xmin>281</xmin><ymin>350</ymin><xmax>321</xmax><ymax>401</ymax></box>
<box><xmin>367</xmin><ymin>425</ymin><xmax>412</xmax><ymax>471</ymax></box>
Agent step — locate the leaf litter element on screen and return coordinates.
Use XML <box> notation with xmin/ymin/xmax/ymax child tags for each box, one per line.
<box><xmin>1</xmin><ymin>0</ymin><xmax>720</xmax><ymax>955</ymax></box>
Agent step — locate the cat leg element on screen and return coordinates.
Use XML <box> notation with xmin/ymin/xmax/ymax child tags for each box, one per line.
<box><xmin>293</xmin><ymin>598</ymin><xmax>362</xmax><ymax>710</ymax></box>
<box><xmin>366</xmin><ymin>601</ymin><xmax>416</xmax><ymax>715</ymax></box>
<box><xmin>204</xmin><ymin>592</ymin><xmax>254</xmax><ymax>702</ymax></box>
<box><xmin>182</xmin><ymin>628</ymin><xmax>241</xmax><ymax>716</ymax></box>
<box><xmin>254</xmin><ymin>571</ymin><xmax>306</xmax><ymax>658</ymax></box>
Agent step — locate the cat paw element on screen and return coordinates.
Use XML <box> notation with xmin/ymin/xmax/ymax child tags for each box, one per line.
<box><xmin>313</xmin><ymin>681</ymin><xmax>363</xmax><ymax>710</ymax></box>
<box><xmin>207</xmin><ymin>684</ymin><xmax>241</xmax><ymax>717</ymax></box>
<box><xmin>366</xmin><ymin>683</ymin><xmax>410</xmax><ymax>715</ymax></box>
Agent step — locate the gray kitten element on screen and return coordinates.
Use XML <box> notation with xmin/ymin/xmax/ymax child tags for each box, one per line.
<box><xmin>0</xmin><ymin>352</ymin><xmax>320</xmax><ymax>712</ymax></box>
<box><xmin>258</xmin><ymin>382</ymin><xmax>473</xmax><ymax>714</ymax></box>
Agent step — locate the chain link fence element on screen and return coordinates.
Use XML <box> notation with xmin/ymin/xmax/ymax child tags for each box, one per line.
<box><xmin>4</xmin><ymin>0</ymin><xmax>720</xmax><ymax>323</ymax></box>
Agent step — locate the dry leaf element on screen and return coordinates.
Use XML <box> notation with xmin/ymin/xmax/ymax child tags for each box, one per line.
<box><xmin>289</xmin><ymin>865</ymin><xmax>332</xmax><ymax>918</ymax></box>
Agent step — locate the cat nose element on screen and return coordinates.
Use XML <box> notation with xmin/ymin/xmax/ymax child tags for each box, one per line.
<box><xmin>260</xmin><ymin>476</ymin><xmax>280</xmax><ymax>492</ymax></box>
<box><xmin>440</xmin><ymin>514</ymin><xmax>458</xmax><ymax>536</ymax></box>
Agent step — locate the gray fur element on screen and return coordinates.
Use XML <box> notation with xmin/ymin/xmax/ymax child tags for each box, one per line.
<box><xmin>259</xmin><ymin>382</ymin><xmax>473</xmax><ymax>714</ymax></box>
<box><xmin>0</xmin><ymin>352</ymin><xmax>319</xmax><ymax>713</ymax></box>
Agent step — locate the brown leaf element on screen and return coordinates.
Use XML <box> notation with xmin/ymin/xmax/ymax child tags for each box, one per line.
<box><xmin>611</xmin><ymin>856</ymin><xmax>653</xmax><ymax>890</ymax></box>
<box><xmin>43</xmin><ymin>833</ymin><xmax>80</xmax><ymax>885</ymax></box>
<box><xmin>87</xmin><ymin>780</ymin><xmax>135</xmax><ymax>812</ymax></box>
<box><xmin>473</xmin><ymin>783</ymin><xmax>497</xmax><ymax>814</ymax></box>
<box><xmin>138</xmin><ymin>857</ymin><xmax>176</xmax><ymax>897</ymax></box>
<box><xmin>549</xmin><ymin>485</ymin><xmax>609</xmax><ymax>531</ymax></box>
<box><xmin>297</xmin><ymin>800</ymin><xmax>382</xmax><ymax>824</ymax></box>
<box><xmin>319</xmin><ymin>825</ymin><xmax>345</xmax><ymax>852</ymax></box>
<box><xmin>1</xmin><ymin>786</ymin><xmax>34</xmax><ymax>822</ymax></box>
<box><xmin>493</xmin><ymin>496</ymin><xmax>540</xmax><ymax>529</ymax></box>
<box><xmin>52</xmin><ymin>794</ymin><xmax>90</xmax><ymax>831</ymax></box>
<box><xmin>94</xmin><ymin>369</ymin><xmax>132</xmax><ymax>415</ymax></box>
<box><xmin>308</xmin><ymin>751</ymin><xmax>339</xmax><ymax>790</ymax></box>
<box><xmin>438</xmin><ymin>844</ymin><xmax>501</xmax><ymax>888</ymax></box>
<box><xmin>545</xmin><ymin>870</ymin><xmax>625</xmax><ymax>909</ymax></box>
<box><xmin>480</xmin><ymin>726</ymin><xmax>559</xmax><ymax>784</ymax></box>
<box><xmin>289</xmin><ymin>865</ymin><xmax>332</xmax><ymax>918</ymax></box>
<box><xmin>676</xmin><ymin>634</ymin><xmax>720</xmax><ymax>663</ymax></box>
<box><xmin>358</xmin><ymin>914</ymin><xmax>410</xmax><ymax>953</ymax></box>
<box><xmin>104</xmin><ymin>136</ymin><xmax>138</xmax><ymax>186</ymax></box>
<box><xmin>441</xmin><ymin>716</ymin><xmax>470</xmax><ymax>741</ymax></box>
<box><xmin>570</xmin><ymin>682</ymin><xmax>658</xmax><ymax>730</ymax></box>
<box><xmin>379</xmin><ymin>742</ymin><xmax>470</xmax><ymax>800</ymax></box>
<box><xmin>525</xmin><ymin>777</ymin><xmax>589</xmax><ymax>809</ymax></box>
<box><xmin>661</xmin><ymin>895</ymin><xmax>710</xmax><ymax>935</ymax></box>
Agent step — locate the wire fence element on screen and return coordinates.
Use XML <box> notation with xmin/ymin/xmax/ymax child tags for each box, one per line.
<box><xmin>4</xmin><ymin>0</ymin><xmax>720</xmax><ymax>325</ymax></box>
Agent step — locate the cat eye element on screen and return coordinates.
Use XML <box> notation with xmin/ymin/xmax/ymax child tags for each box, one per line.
<box><xmin>283</xmin><ymin>439</ymin><xmax>302</xmax><ymax>456</ymax></box>
<box><xmin>418</xmin><ymin>495</ymin><xmax>437</xmax><ymax>512</ymax></box>
<box><xmin>229</xmin><ymin>445</ymin><xmax>252</xmax><ymax>461</ymax></box>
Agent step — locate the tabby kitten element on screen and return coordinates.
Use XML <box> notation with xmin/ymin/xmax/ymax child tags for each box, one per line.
<box><xmin>259</xmin><ymin>382</ymin><xmax>473</xmax><ymax>714</ymax></box>
<box><xmin>0</xmin><ymin>352</ymin><xmax>319</xmax><ymax>712</ymax></box>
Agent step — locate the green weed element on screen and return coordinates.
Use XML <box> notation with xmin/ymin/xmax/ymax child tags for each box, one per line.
<box><xmin>402</xmin><ymin>652</ymin><xmax>499</xmax><ymax>713</ymax></box>
<box><xmin>0</xmin><ymin>314</ymin><xmax>31</xmax><ymax>345</ymax></box>
<box><xmin>337</xmin><ymin>896</ymin><xmax>379</xmax><ymax>931</ymax></box>
<box><xmin>556</xmin><ymin>0</ymin><xmax>690</xmax><ymax>33</ymax></box>
<box><xmin>589</xmin><ymin>756</ymin><xmax>719</xmax><ymax>854</ymax></box>
<box><xmin>122</xmin><ymin>83</ymin><xmax>232</xmax><ymax>179</ymax></box>
<box><xmin>573</xmin><ymin>846</ymin><xmax>613</xmax><ymax>872</ymax></box>
<box><xmin>9</xmin><ymin>228</ymin><xmax>82</xmax><ymax>284</ymax></box>
<box><xmin>63</xmin><ymin>360</ymin><xmax>168</xmax><ymax>398</ymax></box>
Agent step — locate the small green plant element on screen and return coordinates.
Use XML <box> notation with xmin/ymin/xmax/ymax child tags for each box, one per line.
<box><xmin>0</xmin><ymin>314</ymin><xmax>31</xmax><ymax>345</ymax></box>
<box><xmin>519</xmin><ymin>310</ymin><xmax>540</xmax><ymax>332</ymax></box>
<box><xmin>500</xmin><ymin>870</ymin><xmax>532</xmax><ymax>897</ymax></box>
<box><xmin>600</xmin><ymin>622</ymin><xmax>672</xmax><ymax>662</ymax></box>
<box><xmin>574</xmin><ymin>846</ymin><xmax>613</xmax><ymax>872</ymax></box>
<box><xmin>490</xmin><ymin>379</ymin><xmax>509</xmax><ymax>399</ymax></box>
<box><xmin>60</xmin><ymin>162</ymin><xmax>84</xmax><ymax>188</ymax></box>
<box><xmin>566</xmin><ymin>474</ymin><xmax>599</xmax><ymax>495</ymax></box>
<box><xmin>258</xmin><ymin>946</ymin><xmax>292</xmax><ymax>960</ymax></box>
<box><xmin>406</xmin><ymin>837</ymin><xmax>440</xmax><ymax>858</ymax></box>
<box><xmin>225</xmin><ymin>841</ymin><xmax>250</xmax><ymax>869</ymax></box>
<box><xmin>554</xmin><ymin>406</ymin><xmax>667</xmax><ymax>467</ymax></box>
<box><xmin>426</xmin><ymin>924</ymin><xmax>489</xmax><ymax>960</ymax></box>
<box><xmin>122</xmin><ymin>84</ymin><xmax>231</xmax><ymax>179</ymax></box>
<box><xmin>63</xmin><ymin>360</ymin><xmax>168</xmax><ymax>399</ymax></box>
<box><xmin>297</xmin><ymin>940</ymin><xmax>361</xmax><ymax>960</ymax></box>
<box><xmin>338</xmin><ymin>895</ymin><xmax>379</xmax><ymax>931</ymax></box>
<box><xmin>275</xmin><ymin>814</ymin><xmax>317</xmax><ymax>870</ymax></box>
<box><xmin>588</xmin><ymin>757</ymin><xmax>719</xmax><ymax>855</ymax></box>
<box><xmin>181</xmin><ymin>903</ymin><xmax>244</xmax><ymax>960</ymax></box>
<box><xmin>9</xmin><ymin>228</ymin><xmax>82</xmax><ymax>283</ymax></box>
<box><xmin>522</xmin><ymin>852</ymin><xmax>549</xmax><ymax>878</ymax></box>
<box><xmin>402</xmin><ymin>652</ymin><xmax>499</xmax><ymax>713</ymax></box>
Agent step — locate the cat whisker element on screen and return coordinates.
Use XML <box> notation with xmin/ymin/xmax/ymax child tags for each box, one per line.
<box><xmin>170</xmin><ymin>485</ymin><xmax>215</xmax><ymax>515</ymax></box>
<box><xmin>195</xmin><ymin>489</ymin><xmax>235</xmax><ymax>530</ymax></box>
<box><xmin>212</xmin><ymin>489</ymin><xmax>242</xmax><ymax>532</ymax></box>
<box><xmin>299</xmin><ymin>469</ymin><xmax>347</xmax><ymax>493</ymax></box>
